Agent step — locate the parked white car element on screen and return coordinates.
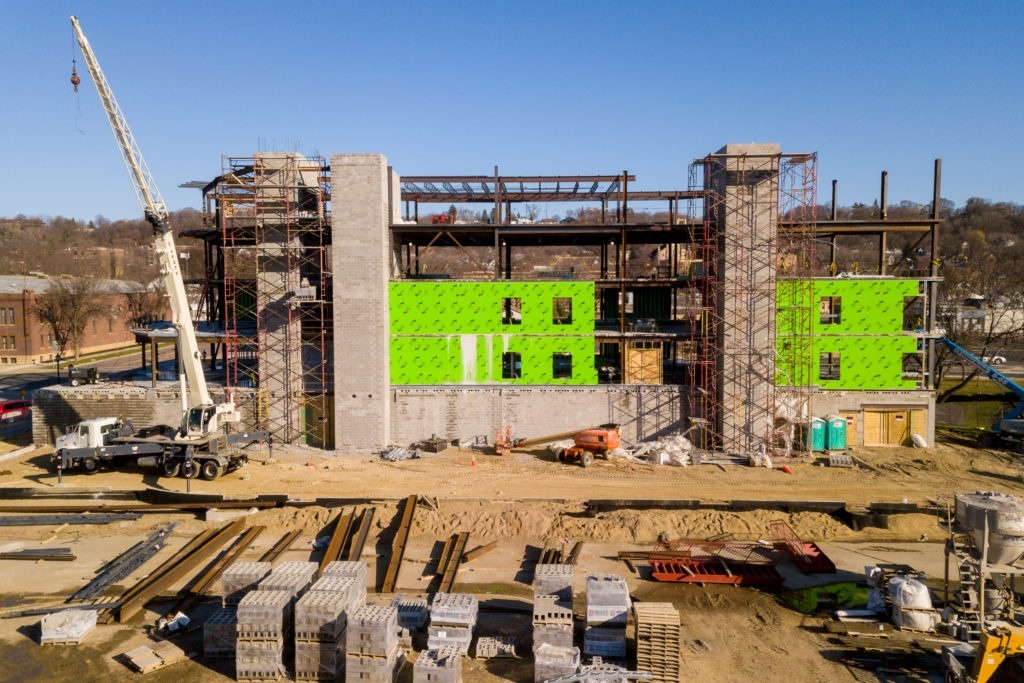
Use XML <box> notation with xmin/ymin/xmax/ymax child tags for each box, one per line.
<box><xmin>982</xmin><ymin>355</ymin><xmax>1007</xmax><ymax>365</ymax></box>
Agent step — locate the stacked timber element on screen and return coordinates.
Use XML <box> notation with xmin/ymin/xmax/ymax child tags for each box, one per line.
<box><xmin>345</xmin><ymin>604</ymin><xmax>401</xmax><ymax>682</ymax></box>
<box><xmin>412</xmin><ymin>645</ymin><xmax>462</xmax><ymax>683</ymax></box>
<box><xmin>427</xmin><ymin>593</ymin><xmax>478</xmax><ymax>654</ymax></box>
<box><xmin>533</xmin><ymin>563</ymin><xmax>574</xmax><ymax>655</ymax></box>
<box><xmin>632</xmin><ymin>602</ymin><xmax>681</xmax><ymax>682</ymax></box>
<box><xmin>583</xmin><ymin>574</ymin><xmax>630</xmax><ymax>660</ymax></box>
<box><xmin>236</xmin><ymin>589</ymin><xmax>292</xmax><ymax>682</ymax></box>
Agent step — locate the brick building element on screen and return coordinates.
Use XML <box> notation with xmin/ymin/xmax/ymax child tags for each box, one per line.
<box><xmin>0</xmin><ymin>274</ymin><xmax>143</xmax><ymax>365</ymax></box>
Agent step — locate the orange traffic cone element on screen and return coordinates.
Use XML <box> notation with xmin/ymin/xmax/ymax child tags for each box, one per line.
<box><xmin>781</xmin><ymin>465</ymin><xmax>793</xmax><ymax>475</ymax></box>
<box><xmin>471</xmin><ymin>455</ymin><xmax>476</xmax><ymax>467</ymax></box>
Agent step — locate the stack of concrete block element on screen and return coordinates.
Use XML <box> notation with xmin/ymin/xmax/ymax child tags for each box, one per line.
<box><xmin>345</xmin><ymin>604</ymin><xmax>400</xmax><ymax>682</ymax></box>
<box><xmin>413</xmin><ymin>646</ymin><xmax>462</xmax><ymax>683</ymax></box>
<box><xmin>392</xmin><ymin>596</ymin><xmax>429</xmax><ymax>631</ymax></box>
<box><xmin>260</xmin><ymin>561</ymin><xmax>319</xmax><ymax>605</ymax></box>
<box><xmin>295</xmin><ymin>590</ymin><xmax>350</xmax><ymax>682</ymax></box>
<box><xmin>203</xmin><ymin>607</ymin><xmax>238</xmax><ymax>659</ymax></box>
<box><xmin>222</xmin><ymin>561</ymin><xmax>272</xmax><ymax>607</ymax></box>
<box><xmin>310</xmin><ymin>575</ymin><xmax>365</xmax><ymax>613</ymax></box>
<box><xmin>632</xmin><ymin>602</ymin><xmax>681</xmax><ymax>683</ymax></box>
<box><xmin>578</xmin><ymin>657</ymin><xmax>629</xmax><ymax>683</ymax></box>
<box><xmin>583</xmin><ymin>574</ymin><xmax>630</xmax><ymax>660</ymax></box>
<box><xmin>236</xmin><ymin>589</ymin><xmax>292</xmax><ymax>682</ymax></box>
<box><xmin>533</xmin><ymin>564</ymin><xmax>574</xmax><ymax>652</ymax></box>
<box><xmin>427</xmin><ymin>593</ymin><xmax>478</xmax><ymax>655</ymax></box>
<box><xmin>320</xmin><ymin>561</ymin><xmax>368</xmax><ymax>606</ymax></box>
<box><xmin>534</xmin><ymin>643</ymin><xmax>579</xmax><ymax>683</ymax></box>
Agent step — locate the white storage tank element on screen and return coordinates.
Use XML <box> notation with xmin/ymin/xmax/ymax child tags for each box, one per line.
<box><xmin>955</xmin><ymin>492</ymin><xmax>1024</xmax><ymax>565</ymax></box>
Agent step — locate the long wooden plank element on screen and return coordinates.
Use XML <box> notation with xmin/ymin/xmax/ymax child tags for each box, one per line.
<box><xmin>438</xmin><ymin>531</ymin><xmax>469</xmax><ymax>594</ymax></box>
<box><xmin>98</xmin><ymin>528</ymin><xmax>216</xmax><ymax>623</ymax></box>
<box><xmin>118</xmin><ymin>518</ymin><xmax>247</xmax><ymax>623</ymax></box>
<box><xmin>347</xmin><ymin>508</ymin><xmax>375</xmax><ymax>561</ymax></box>
<box><xmin>318</xmin><ymin>510</ymin><xmax>353</xmax><ymax>576</ymax></box>
<box><xmin>166</xmin><ymin>525</ymin><xmax>266</xmax><ymax>617</ymax></box>
<box><xmin>381</xmin><ymin>495</ymin><xmax>417</xmax><ymax>593</ymax></box>
<box><xmin>259</xmin><ymin>529</ymin><xmax>301</xmax><ymax>563</ymax></box>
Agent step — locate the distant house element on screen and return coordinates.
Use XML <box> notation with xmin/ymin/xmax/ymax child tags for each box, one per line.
<box><xmin>0</xmin><ymin>275</ymin><xmax>145</xmax><ymax>365</ymax></box>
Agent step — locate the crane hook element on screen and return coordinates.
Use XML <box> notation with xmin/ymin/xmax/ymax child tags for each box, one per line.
<box><xmin>70</xmin><ymin>61</ymin><xmax>80</xmax><ymax>92</ymax></box>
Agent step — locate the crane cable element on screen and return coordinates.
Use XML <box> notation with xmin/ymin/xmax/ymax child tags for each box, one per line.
<box><xmin>70</xmin><ymin>26</ymin><xmax>85</xmax><ymax>134</ymax></box>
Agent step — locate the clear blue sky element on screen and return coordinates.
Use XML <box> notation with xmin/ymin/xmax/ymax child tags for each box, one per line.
<box><xmin>1</xmin><ymin>1</ymin><xmax>1021</xmax><ymax>222</ymax></box>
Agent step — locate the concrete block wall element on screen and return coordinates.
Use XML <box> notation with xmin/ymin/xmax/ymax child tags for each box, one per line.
<box><xmin>390</xmin><ymin>386</ymin><xmax>687</xmax><ymax>447</ymax></box>
<box><xmin>331</xmin><ymin>154</ymin><xmax>392</xmax><ymax>452</ymax></box>
<box><xmin>31</xmin><ymin>386</ymin><xmax>260</xmax><ymax>446</ymax></box>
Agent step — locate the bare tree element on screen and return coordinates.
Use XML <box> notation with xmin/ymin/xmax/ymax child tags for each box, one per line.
<box><xmin>30</xmin><ymin>277</ymin><xmax>110</xmax><ymax>360</ymax></box>
<box><xmin>123</xmin><ymin>290</ymin><xmax>165</xmax><ymax>328</ymax></box>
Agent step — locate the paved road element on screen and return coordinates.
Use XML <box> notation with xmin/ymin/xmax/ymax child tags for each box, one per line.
<box><xmin>0</xmin><ymin>351</ymin><xmax>165</xmax><ymax>400</ymax></box>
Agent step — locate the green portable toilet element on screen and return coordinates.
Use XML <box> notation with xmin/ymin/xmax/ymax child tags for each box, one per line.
<box><xmin>805</xmin><ymin>417</ymin><xmax>827</xmax><ymax>452</ymax></box>
<box><xmin>826</xmin><ymin>415</ymin><xmax>847</xmax><ymax>450</ymax></box>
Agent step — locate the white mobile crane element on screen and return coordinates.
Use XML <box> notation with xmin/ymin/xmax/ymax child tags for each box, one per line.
<box><xmin>53</xmin><ymin>16</ymin><xmax>268</xmax><ymax>479</ymax></box>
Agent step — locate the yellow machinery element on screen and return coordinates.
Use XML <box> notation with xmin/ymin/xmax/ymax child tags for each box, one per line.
<box><xmin>946</xmin><ymin>625</ymin><xmax>1024</xmax><ymax>683</ymax></box>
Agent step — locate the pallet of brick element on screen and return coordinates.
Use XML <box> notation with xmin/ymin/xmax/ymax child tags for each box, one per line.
<box><xmin>583</xmin><ymin>625</ymin><xmax>627</xmax><ymax>659</ymax></box>
<box><xmin>585</xmin><ymin>574</ymin><xmax>631</xmax><ymax>626</ymax></box>
<box><xmin>632</xmin><ymin>602</ymin><xmax>680</xmax><ymax>683</ymax></box>
<box><xmin>236</xmin><ymin>637</ymin><xmax>285</xmax><ymax>682</ymax></box>
<box><xmin>222</xmin><ymin>561</ymin><xmax>273</xmax><ymax>607</ymax></box>
<box><xmin>296</xmin><ymin>589</ymin><xmax>350</xmax><ymax>641</ymax></box>
<box><xmin>203</xmin><ymin>607</ymin><xmax>238</xmax><ymax>659</ymax></box>
<box><xmin>392</xmin><ymin>595</ymin><xmax>429</xmax><ymax>630</ymax></box>
<box><xmin>310</xmin><ymin>575</ymin><xmax>364</xmax><ymax>613</ymax></box>
<box><xmin>427</xmin><ymin>623</ymin><xmax>473</xmax><ymax>654</ymax></box>
<box><xmin>533</xmin><ymin>563</ymin><xmax>573</xmax><ymax>603</ymax></box>
<box><xmin>578</xmin><ymin>658</ymin><xmax>629</xmax><ymax>683</ymax></box>
<box><xmin>533</xmin><ymin>643</ymin><xmax>579</xmax><ymax>683</ymax></box>
<box><xmin>474</xmin><ymin>635</ymin><xmax>516</xmax><ymax>659</ymax></box>
<box><xmin>237</xmin><ymin>589</ymin><xmax>293</xmax><ymax>639</ymax></box>
<box><xmin>413</xmin><ymin>646</ymin><xmax>462</xmax><ymax>683</ymax></box>
<box><xmin>295</xmin><ymin>639</ymin><xmax>343</xmax><ymax>682</ymax></box>
<box><xmin>260</xmin><ymin>561</ymin><xmax>319</xmax><ymax>603</ymax></box>
<box><xmin>321</xmin><ymin>560</ymin><xmax>368</xmax><ymax>586</ymax></box>
<box><xmin>345</xmin><ymin>646</ymin><xmax>401</xmax><ymax>683</ymax></box>
<box><xmin>346</xmin><ymin>604</ymin><xmax>399</xmax><ymax>656</ymax></box>
<box><xmin>39</xmin><ymin>609</ymin><xmax>97</xmax><ymax>645</ymax></box>
<box><xmin>533</xmin><ymin>594</ymin><xmax>572</xmax><ymax>625</ymax></box>
<box><xmin>429</xmin><ymin>593</ymin><xmax>478</xmax><ymax>626</ymax></box>
<box><xmin>533</xmin><ymin>623</ymin><xmax>573</xmax><ymax>650</ymax></box>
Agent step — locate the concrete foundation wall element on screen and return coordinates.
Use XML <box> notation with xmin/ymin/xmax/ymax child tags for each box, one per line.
<box><xmin>390</xmin><ymin>386</ymin><xmax>689</xmax><ymax>447</ymax></box>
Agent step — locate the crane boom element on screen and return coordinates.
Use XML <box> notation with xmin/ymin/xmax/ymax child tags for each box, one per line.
<box><xmin>71</xmin><ymin>15</ymin><xmax>236</xmax><ymax>434</ymax></box>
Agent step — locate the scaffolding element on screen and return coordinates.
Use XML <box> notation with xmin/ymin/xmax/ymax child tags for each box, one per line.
<box><xmin>688</xmin><ymin>151</ymin><xmax>781</xmax><ymax>454</ymax></box>
<box><xmin>210</xmin><ymin>155</ymin><xmax>333</xmax><ymax>447</ymax></box>
<box><xmin>776</xmin><ymin>154</ymin><xmax>818</xmax><ymax>450</ymax></box>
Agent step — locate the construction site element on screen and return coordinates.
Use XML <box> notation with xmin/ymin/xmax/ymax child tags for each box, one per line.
<box><xmin>5</xmin><ymin>14</ymin><xmax>1024</xmax><ymax>683</ymax></box>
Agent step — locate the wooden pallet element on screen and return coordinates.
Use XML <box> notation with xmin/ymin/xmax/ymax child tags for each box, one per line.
<box><xmin>123</xmin><ymin>640</ymin><xmax>190</xmax><ymax>673</ymax></box>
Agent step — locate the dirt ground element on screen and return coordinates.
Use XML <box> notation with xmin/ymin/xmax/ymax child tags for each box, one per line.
<box><xmin>0</xmin><ymin>433</ymin><xmax>1022</xmax><ymax>683</ymax></box>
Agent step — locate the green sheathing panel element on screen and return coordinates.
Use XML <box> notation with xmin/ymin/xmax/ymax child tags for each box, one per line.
<box><xmin>776</xmin><ymin>279</ymin><xmax>920</xmax><ymax>390</ymax></box>
<box><xmin>389</xmin><ymin>281</ymin><xmax>597</xmax><ymax>385</ymax></box>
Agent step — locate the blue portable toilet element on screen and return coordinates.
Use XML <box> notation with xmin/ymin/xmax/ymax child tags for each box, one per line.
<box><xmin>805</xmin><ymin>417</ymin><xmax>827</xmax><ymax>452</ymax></box>
<box><xmin>826</xmin><ymin>415</ymin><xmax>847</xmax><ymax>450</ymax></box>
